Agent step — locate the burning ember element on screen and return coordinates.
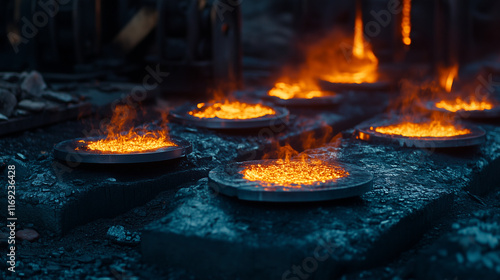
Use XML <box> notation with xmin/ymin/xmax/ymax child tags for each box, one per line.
<box><xmin>78</xmin><ymin>105</ymin><xmax>177</xmax><ymax>154</ymax></box>
<box><xmin>402</xmin><ymin>0</ymin><xmax>412</xmax><ymax>46</ymax></box>
<box><xmin>188</xmin><ymin>101</ymin><xmax>276</xmax><ymax>119</ymax></box>
<box><xmin>372</xmin><ymin>120</ymin><xmax>471</xmax><ymax>138</ymax></box>
<box><xmin>241</xmin><ymin>159</ymin><xmax>348</xmax><ymax>187</ymax></box>
<box><xmin>268</xmin><ymin>81</ymin><xmax>327</xmax><ymax>100</ymax></box>
<box><xmin>435</xmin><ymin>97</ymin><xmax>494</xmax><ymax>112</ymax></box>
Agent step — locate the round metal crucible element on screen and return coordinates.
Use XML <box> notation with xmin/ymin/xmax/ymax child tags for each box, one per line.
<box><xmin>355</xmin><ymin>121</ymin><xmax>486</xmax><ymax>148</ymax></box>
<box><xmin>208</xmin><ymin>160</ymin><xmax>373</xmax><ymax>202</ymax></box>
<box><xmin>169</xmin><ymin>103</ymin><xmax>289</xmax><ymax>129</ymax></box>
<box><xmin>424</xmin><ymin>100</ymin><xmax>500</xmax><ymax>119</ymax></box>
<box><xmin>53</xmin><ymin>136</ymin><xmax>192</xmax><ymax>164</ymax></box>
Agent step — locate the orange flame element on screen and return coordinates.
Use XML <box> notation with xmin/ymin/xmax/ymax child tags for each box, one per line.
<box><xmin>314</xmin><ymin>6</ymin><xmax>378</xmax><ymax>84</ymax></box>
<box><xmin>188</xmin><ymin>100</ymin><xmax>276</xmax><ymax>119</ymax></box>
<box><xmin>79</xmin><ymin>105</ymin><xmax>176</xmax><ymax>153</ymax></box>
<box><xmin>268</xmin><ymin>5</ymin><xmax>379</xmax><ymax>100</ymax></box>
<box><xmin>242</xmin><ymin>126</ymin><xmax>347</xmax><ymax>188</ymax></box>
<box><xmin>381</xmin><ymin>77</ymin><xmax>473</xmax><ymax>138</ymax></box>
<box><xmin>353</xmin><ymin>5</ymin><xmax>367</xmax><ymax>59</ymax></box>
<box><xmin>268</xmin><ymin>81</ymin><xmax>326</xmax><ymax>100</ymax></box>
<box><xmin>402</xmin><ymin>0</ymin><xmax>412</xmax><ymax>46</ymax></box>
<box><xmin>439</xmin><ymin>65</ymin><xmax>458</xmax><ymax>93</ymax></box>
<box><xmin>435</xmin><ymin>97</ymin><xmax>494</xmax><ymax>112</ymax></box>
<box><xmin>434</xmin><ymin>64</ymin><xmax>496</xmax><ymax>113</ymax></box>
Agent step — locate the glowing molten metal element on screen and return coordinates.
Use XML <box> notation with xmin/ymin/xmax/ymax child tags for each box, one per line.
<box><xmin>241</xmin><ymin>159</ymin><xmax>348</xmax><ymax>187</ymax></box>
<box><xmin>79</xmin><ymin>106</ymin><xmax>176</xmax><ymax>154</ymax></box>
<box><xmin>81</xmin><ymin>132</ymin><xmax>176</xmax><ymax>153</ymax></box>
<box><xmin>268</xmin><ymin>82</ymin><xmax>326</xmax><ymax>100</ymax></box>
<box><xmin>435</xmin><ymin>97</ymin><xmax>494</xmax><ymax>112</ymax></box>
<box><xmin>189</xmin><ymin>101</ymin><xmax>276</xmax><ymax>119</ymax></box>
<box><xmin>373</xmin><ymin>120</ymin><xmax>471</xmax><ymax>138</ymax></box>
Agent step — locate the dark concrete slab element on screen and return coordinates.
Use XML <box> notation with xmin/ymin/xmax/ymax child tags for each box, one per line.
<box><xmin>0</xmin><ymin>95</ymin><xmax>383</xmax><ymax>235</ymax></box>
<box><xmin>141</xmin><ymin>122</ymin><xmax>500</xmax><ymax>279</ymax></box>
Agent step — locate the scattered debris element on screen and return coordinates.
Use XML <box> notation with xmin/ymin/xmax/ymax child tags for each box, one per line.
<box><xmin>133</xmin><ymin>208</ymin><xmax>147</xmax><ymax>217</ymax></box>
<box><xmin>0</xmin><ymin>72</ymin><xmax>22</xmax><ymax>83</ymax></box>
<box><xmin>3</xmin><ymin>158</ymin><xmax>28</xmax><ymax>179</ymax></box>
<box><xmin>414</xmin><ymin>209</ymin><xmax>500</xmax><ymax>280</ymax></box>
<box><xmin>16</xmin><ymin>229</ymin><xmax>40</xmax><ymax>242</ymax></box>
<box><xmin>72</xmin><ymin>179</ymin><xmax>85</xmax><ymax>186</ymax></box>
<box><xmin>20</xmin><ymin>71</ymin><xmax>47</xmax><ymax>97</ymax></box>
<box><xmin>42</xmin><ymin>91</ymin><xmax>74</xmax><ymax>103</ymax></box>
<box><xmin>31</xmin><ymin>173</ymin><xmax>57</xmax><ymax>187</ymax></box>
<box><xmin>17</xmin><ymin>99</ymin><xmax>46</xmax><ymax>112</ymax></box>
<box><xmin>76</xmin><ymin>255</ymin><xmax>95</xmax><ymax>264</ymax></box>
<box><xmin>0</xmin><ymin>156</ymin><xmax>8</xmax><ymax>170</ymax></box>
<box><xmin>0</xmin><ymin>70</ymin><xmax>90</xmax><ymax>137</ymax></box>
<box><xmin>106</xmin><ymin>225</ymin><xmax>141</xmax><ymax>246</ymax></box>
<box><xmin>16</xmin><ymin>153</ymin><xmax>26</xmax><ymax>161</ymax></box>
<box><xmin>0</xmin><ymin>231</ymin><xmax>9</xmax><ymax>245</ymax></box>
<box><xmin>0</xmin><ymin>89</ymin><xmax>17</xmax><ymax>117</ymax></box>
<box><xmin>37</xmin><ymin>151</ymin><xmax>48</xmax><ymax>161</ymax></box>
<box><xmin>13</xmin><ymin>109</ymin><xmax>29</xmax><ymax>117</ymax></box>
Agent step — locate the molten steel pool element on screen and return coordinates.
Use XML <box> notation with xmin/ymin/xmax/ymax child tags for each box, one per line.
<box><xmin>209</xmin><ymin>159</ymin><xmax>373</xmax><ymax>202</ymax></box>
<box><xmin>372</xmin><ymin>120</ymin><xmax>471</xmax><ymax>138</ymax></box>
<box><xmin>188</xmin><ymin>101</ymin><xmax>276</xmax><ymax>120</ymax></box>
<box><xmin>241</xmin><ymin>159</ymin><xmax>349</xmax><ymax>187</ymax></box>
<box><xmin>356</xmin><ymin>119</ymin><xmax>486</xmax><ymax>148</ymax></box>
<box><xmin>78</xmin><ymin>131</ymin><xmax>177</xmax><ymax>154</ymax></box>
